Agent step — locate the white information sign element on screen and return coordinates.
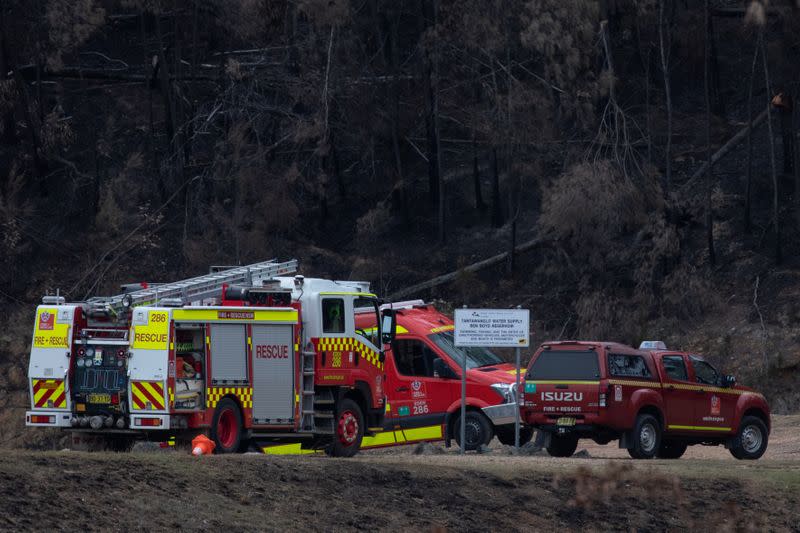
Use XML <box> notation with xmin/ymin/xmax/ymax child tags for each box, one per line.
<box><xmin>454</xmin><ymin>308</ymin><xmax>530</xmax><ymax>348</ymax></box>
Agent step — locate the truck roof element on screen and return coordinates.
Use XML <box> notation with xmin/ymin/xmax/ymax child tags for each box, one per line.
<box><xmin>393</xmin><ymin>305</ymin><xmax>454</xmax><ymax>336</ymax></box>
<box><xmin>539</xmin><ymin>340</ymin><xmax>643</xmax><ymax>354</ymax></box>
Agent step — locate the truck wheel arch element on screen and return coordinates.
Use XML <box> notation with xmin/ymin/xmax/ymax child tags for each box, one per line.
<box><xmin>345</xmin><ymin>382</ymin><xmax>370</xmax><ymax>416</ymax></box>
<box><xmin>636</xmin><ymin>404</ymin><xmax>664</xmax><ymax>431</ymax></box>
<box><xmin>739</xmin><ymin>406</ymin><xmax>770</xmax><ymax>434</ymax></box>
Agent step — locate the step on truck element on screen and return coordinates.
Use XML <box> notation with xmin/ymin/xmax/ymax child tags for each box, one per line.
<box><xmin>26</xmin><ymin>260</ymin><xmax>396</xmax><ymax>456</ymax></box>
<box><xmin>354</xmin><ymin>300</ymin><xmax>533</xmax><ymax>451</ymax></box>
<box><xmin>521</xmin><ymin>341</ymin><xmax>771</xmax><ymax>460</ymax></box>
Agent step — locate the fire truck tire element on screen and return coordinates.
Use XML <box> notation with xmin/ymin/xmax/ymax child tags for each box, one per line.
<box><xmin>729</xmin><ymin>416</ymin><xmax>769</xmax><ymax>460</ymax></box>
<box><xmin>211</xmin><ymin>398</ymin><xmax>244</xmax><ymax>454</ymax></box>
<box><xmin>656</xmin><ymin>439</ymin><xmax>688</xmax><ymax>459</ymax></box>
<box><xmin>495</xmin><ymin>425</ymin><xmax>534</xmax><ymax>447</ymax></box>
<box><xmin>546</xmin><ymin>434</ymin><xmax>578</xmax><ymax>457</ymax></box>
<box><xmin>627</xmin><ymin>414</ymin><xmax>661</xmax><ymax>459</ymax></box>
<box><xmin>328</xmin><ymin>398</ymin><xmax>364</xmax><ymax>457</ymax></box>
<box><xmin>453</xmin><ymin>411</ymin><xmax>494</xmax><ymax>450</ymax></box>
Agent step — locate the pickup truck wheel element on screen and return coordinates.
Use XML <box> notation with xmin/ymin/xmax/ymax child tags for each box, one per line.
<box><xmin>496</xmin><ymin>426</ymin><xmax>534</xmax><ymax>447</ymax></box>
<box><xmin>546</xmin><ymin>434</ymin><xmax>578</xmax><ymax>457</ymax></box>
<box><xmin>657</xmin><ymin>439</ymin><xmax>687</xmax><ymax>459</ymax></box>
<box><xmin>453</xmin><ymin>411</ymin><xmax>493</xmax><ymax>450</ymax></box>
<box><xmin>627</xmin><ymin>414</ymin><xmax>661</xmax><ymax>459</ymax></box>
<box><xmin>327</xmin><ymin>398</ymin><xmax>365</xmax><ymax>458</ymax></box>
<box><xmin>730</xmin><ymin>416</ymin><xmax>768</xmax><ymax>460</ymax></box>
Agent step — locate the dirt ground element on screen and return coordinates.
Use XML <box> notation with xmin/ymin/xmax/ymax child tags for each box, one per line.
<box><xmin>0</xmin><ymin>416</ymin><xmax>798</xmax><ymax>532</ymax></box>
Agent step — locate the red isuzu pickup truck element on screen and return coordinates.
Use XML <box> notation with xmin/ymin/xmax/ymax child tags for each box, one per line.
<box><xmin>522</xmin><ymin>341</ymin><xmax>770</xmax><ymax>460</ymax></box>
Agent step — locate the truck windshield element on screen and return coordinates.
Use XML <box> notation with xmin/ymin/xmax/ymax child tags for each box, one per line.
<box><xmin>527</xmin><ymin>350</ymin><xmax>600</xmax><ymax>381</ymax></box>
<box><xmin>428</xmin><ymin>331</ymin><xmax>504</xmax><ymax>369</ymax></box>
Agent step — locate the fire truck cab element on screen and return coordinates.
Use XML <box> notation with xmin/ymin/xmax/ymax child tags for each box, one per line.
<box><xmin>26</xmin><ymin>260</ymin><xmax>394</xmax><ymax>456</ymax></box>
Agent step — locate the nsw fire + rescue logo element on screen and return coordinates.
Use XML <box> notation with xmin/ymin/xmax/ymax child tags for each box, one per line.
<box><xmin>38</xmin><ymin>311</ymin><xmax>54</xmax><ymax>331</ymax></box>
<box><xmin>711</xmin><ymin>395</ymin><xmax>721</xmax><ymax>416</ymax></box>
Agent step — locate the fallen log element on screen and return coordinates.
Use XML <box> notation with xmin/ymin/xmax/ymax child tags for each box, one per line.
<box><xmin>679</xmin><ymin>107</ymin><xmax>768</xmax><ymax>193</ymax></box>
<box><xmin>388</xmin><ymin>237</ymin><xmax>545</xmax><ymax>300</ymax></box>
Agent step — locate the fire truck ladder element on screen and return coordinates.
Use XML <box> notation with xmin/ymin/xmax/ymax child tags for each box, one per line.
<box><xmin>87</xmin><ymin>259</ymin><xmax>298</xmax><ymax>315</ymax></box>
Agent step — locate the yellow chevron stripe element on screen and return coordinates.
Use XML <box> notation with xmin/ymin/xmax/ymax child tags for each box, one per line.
<box><xmin>608</xmin><ymin>379</ymin><xmax>662</xmax><ymax>388</ymax></box>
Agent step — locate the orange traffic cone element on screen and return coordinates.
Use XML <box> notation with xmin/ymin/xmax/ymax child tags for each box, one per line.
<box><xmin>191</xmin><ymin>434</ymin><xmax>215</xmax><ymax>456</ymax></box>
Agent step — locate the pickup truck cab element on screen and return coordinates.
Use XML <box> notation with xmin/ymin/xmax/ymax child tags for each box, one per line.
<box><xmin>356</xmin><ymin>301</ymin><xmax>532</xmax><ymax>450</ymax></box>
<box><xmin>522</xmin><ymin>341</ymin><xmax>771</xmax><ymax>460</ymax></box>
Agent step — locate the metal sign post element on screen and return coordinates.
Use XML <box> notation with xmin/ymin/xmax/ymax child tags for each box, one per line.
<box><xmin>515</xmin><ymin>346</ymin><xmax>521</xmax><ymax>449</ymax></box>
<box><xmin>454</xmin><ymin>308</ymin><xmax>530</xmax><ymax>453</ymax></box>
<box><xmin>460</xmin><ymin>346</ymin><xmax>466</xmax><ymax>455</ymax></box>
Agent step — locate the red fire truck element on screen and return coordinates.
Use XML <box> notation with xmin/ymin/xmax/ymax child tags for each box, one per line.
<box><xmin>353</xmin><ymin>301</ymin><xmax>533</xmax><ymax>451</ymax></box>
<box><xmin>25</xmin><ymin>260</ymin><xmax>395</xmax><ymax>456</ymax></box>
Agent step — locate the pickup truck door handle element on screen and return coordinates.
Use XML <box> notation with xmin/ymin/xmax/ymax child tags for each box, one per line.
<box><xmin>396</xmin><ymin>386</ymin><xmax>409</xmax><ymax>392</ymax></box>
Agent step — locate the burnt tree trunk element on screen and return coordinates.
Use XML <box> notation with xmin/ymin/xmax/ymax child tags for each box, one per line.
<box><xmin>0</xmin><ymin>5</ymin><xmax>15</xmax><ymax>145</ymax></box>
<box><xmin>761</xmin><ymin>33</ymin><xmax>781</xmax><ymax>263</ymax></box>
<box><xmin>659</xmin><ymin>0</ymin><xmax>673</xmax><ymax>193</ymax></box>
<box><xmin>491</xmin><ymin>147</ymin><xmax>504</xmax><ymax>227</ymax></box>
<box><xmin>704</xmin><ymin>0</ymin><xmax>716</xmax><ymax>265</ymax></box>
<box><xmin>744</xmin><ymin>39</ymin><xmax>759</xmax><ymax>232</ymax></box>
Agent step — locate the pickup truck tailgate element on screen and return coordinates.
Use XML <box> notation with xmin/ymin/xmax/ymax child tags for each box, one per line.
<box><xmin>524</xmin><ymin>349</ymin><xmax>601</xmax><ymax>417</ymax></box>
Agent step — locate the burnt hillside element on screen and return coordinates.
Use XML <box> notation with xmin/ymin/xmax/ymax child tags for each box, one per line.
<box><xmin>1</xmin><ymin>0</ymin><xmax>800</xmax><ymax>447</ymax></box>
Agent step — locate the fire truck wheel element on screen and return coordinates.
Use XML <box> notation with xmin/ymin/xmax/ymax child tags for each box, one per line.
<box><xmin>453</xmin><ymin>411</ymin><xmax>494</xmax><ymax>450</ymax></box>
<box><xmin>546</xmin><ymin>434</ymin><xmax>578</xmax><ymax>457</ymax></box>
<box><xmin>211</xmin><ymin>398</ymin><xmax>244</xmax><ymax>454</ymax></box>
<box><xmin>328</xmin><ymin>398</ymin><xmax>364</xmax><ymax>457</ymax></box>
<box><xmin>495</xmin><ymin>425</ymin><xmax>534</xmax><ymax>447</ymax></box>
<box><xmin>730</xmin><ymin>416</ymin><xmax>769</xmax><ymax>460</ymax></box>
<box><xmin>656</xmin><ymin>439</ymin><xmax>688</xmax><ymax>459</ymax></box>
<box><xmin>627</xmin><ymin>414</ymin><xmax>661</xmax><ymax>459</ymax></box>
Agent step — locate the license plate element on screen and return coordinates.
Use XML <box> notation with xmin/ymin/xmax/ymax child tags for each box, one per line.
<box><xmin>556</xmin><ymin>417</ymin><xmax>576</xmax><ymax>426</ymax></box>
<box><xmin>88</xmin><ymin>393</ymin><xmax>111</xmax><ymax>404</ymax></box>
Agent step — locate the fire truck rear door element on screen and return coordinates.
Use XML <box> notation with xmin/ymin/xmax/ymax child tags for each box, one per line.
<box><xmin>29</xmin><ymin>306</ymin><xmax>75</xmax><ymax>411</ymax></box>
<box><xmin>251</xmin><ymin>324</ymin><xmax>295</xmax><ymax>424</ymax></box>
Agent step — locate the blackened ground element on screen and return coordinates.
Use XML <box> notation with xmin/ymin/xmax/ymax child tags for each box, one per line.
<box><xmin>0</xmin><ymin>445</ymin><xmax>798</xmax><ymax>532</ymax></box>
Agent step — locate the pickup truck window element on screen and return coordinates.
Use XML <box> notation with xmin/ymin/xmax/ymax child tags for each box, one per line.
<box><xmin>662</xmin><ymin>355</ymin><xmax>688</xmax><ymax>381</ymax></box>
<box><xmin>690</xmin><ymin>356</ymin><xmax>720</xmax><ymax>386</ymax></box>
<box><xmin>428</xmin><ymin>331</ymin><xmax>503</xmax><ymax>370</ymax></box>
<box><xmin>394</xmin><ymin>339</ymin><xmax>443</xmax><ymax>378</ymax></box>
<box><xmin>527</xmin><ymin>350</ymin><xmax>599</xmax><ymax>381</ymax></box>
<box><xmin>608</xmin><ymin>354</ymin><xmax>652</xmax><ymax>378</ymax></box>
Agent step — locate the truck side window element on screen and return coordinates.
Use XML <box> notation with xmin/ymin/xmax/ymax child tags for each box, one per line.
<box><xmin>322</xmin><ymin>298</ymin><xmax>345</xmax><ymax>333</ymax></box>
<box><xmin>608</xmin><ymin>354</ymin><xmax>652</xmax><ymax>378</ymax></box>
<box><xmin>662</xmin><ymin>355</ymin><xmax>688</xmax><ymax>381</ymax></box>
<box><xmin>393</xmin><ymin>339</ymin><xmax>443</xmax><ymax>378</ymax></box>
<box><xmin>690</xmin><ymin>356</ymin><xmax>720</xmax><ymax>386</ymax></box>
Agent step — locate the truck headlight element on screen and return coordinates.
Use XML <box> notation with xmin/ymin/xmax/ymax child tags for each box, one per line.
<box><xmin>490</xmin><ymin>383</ymin><xmax>518</xmax><ymax>404</ymax></box>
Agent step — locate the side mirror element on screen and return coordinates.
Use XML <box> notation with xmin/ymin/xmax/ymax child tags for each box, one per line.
<box><xmin>381</xmin><ymin>309</ymin><xmax>396</xmax><ymax>345</ymax></box>
<box><xmin>723</xmin><ymin>374</ymin><xmax>736</xmax><ymax>388</ymax></box>
<box><xmin>433</xmin><ymin>358</ymin><xmax>457</xmax><ymax>379</ymax></box>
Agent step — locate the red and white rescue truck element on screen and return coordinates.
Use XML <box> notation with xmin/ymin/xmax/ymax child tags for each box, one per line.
<box><xmin>26</xmin><ymin>260</ymin><xmax>396</xmax><ymax>456</ymax></box>
<box><xmin>522</xmin><ymin>340</ymin><xmax>771</xmax><ymax>460</ymax></box>
<box><xmin>354</xmin><ymin>300</ymin><xmax>532</xmax><ymax>451</ymax></box>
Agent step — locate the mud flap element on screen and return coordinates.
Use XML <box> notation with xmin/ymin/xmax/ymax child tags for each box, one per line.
<box><xmin>619</xmin><ymin>432</ymin><xmax>633</xmax><ymax>449</ymax></box>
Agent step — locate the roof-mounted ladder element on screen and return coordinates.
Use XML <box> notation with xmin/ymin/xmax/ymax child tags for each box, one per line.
<box><xmin>86</xmin><ymin>259</ymin><xmax>298</xmax><ymax>316</ymax></box>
